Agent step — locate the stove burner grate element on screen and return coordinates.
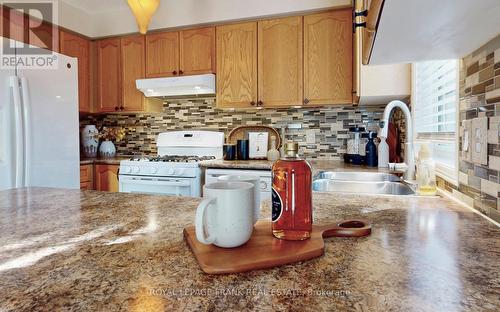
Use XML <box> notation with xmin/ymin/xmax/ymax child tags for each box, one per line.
<box><xmin>129</xmin><ymin>155</ymin><xmax>216</xmax><ymax>163</ymax></box>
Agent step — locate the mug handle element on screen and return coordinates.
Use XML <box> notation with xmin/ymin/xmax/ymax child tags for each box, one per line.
<box><xmin>195</xmin><ymin>197</ymin><xmax>217</xmax><ymax>244</ymax></box>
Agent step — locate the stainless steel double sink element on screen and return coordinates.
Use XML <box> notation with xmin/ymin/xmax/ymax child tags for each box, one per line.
<box><xmin>313</xmin><ymin>171</ymin><xmax>415</xmax><ymax>195</ymax></box>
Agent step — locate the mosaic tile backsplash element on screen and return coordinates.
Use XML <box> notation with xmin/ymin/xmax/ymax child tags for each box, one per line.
<box><xmin>81</xmin><ymin>100</ymin><xmax>385</xmax><ymax>159</ymax></box>
<box><xmin>455</xmin><ymin>34</ymin><xmax>500</xmax><ymax>222</ymax></box>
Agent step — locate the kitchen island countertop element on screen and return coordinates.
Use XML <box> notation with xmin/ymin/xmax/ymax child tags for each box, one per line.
<box><xmin>0</xmin><ymin>188</ymin><xmax>498</xmax><ymax>311</ymax></box>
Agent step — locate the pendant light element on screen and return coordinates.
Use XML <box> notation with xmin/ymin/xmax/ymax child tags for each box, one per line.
<box><xmin>127</xmin><ymin>0</ymin><xmax>160</xmax><ymax>34</ymax></box>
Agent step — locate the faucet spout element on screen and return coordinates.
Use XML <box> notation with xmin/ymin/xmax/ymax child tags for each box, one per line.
<box><xmin>379</xmin><ymin>100</ymin><xmax>415</xmax><ymax>181</ymax></box>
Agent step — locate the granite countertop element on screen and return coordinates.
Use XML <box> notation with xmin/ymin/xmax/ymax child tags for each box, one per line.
<box><xmin>1</xmin><ymin>188</ymin><xmax>499</xmax><ymax>311</ymax></box>
<box><xmin>80</xmin><ymin>156</ymin><xmax>133</xmax><ymax>165</ymax></box>
<box><xmin>200</xmin><ymin>159</ymin><xmax>402</xmax><ymax>175</ymax></box>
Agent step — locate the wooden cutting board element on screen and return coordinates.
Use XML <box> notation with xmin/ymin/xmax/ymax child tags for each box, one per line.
<box><xmin>183</xmin><ymin>219</ymin><xmax>371</xmax><ymax>274</ymax></box>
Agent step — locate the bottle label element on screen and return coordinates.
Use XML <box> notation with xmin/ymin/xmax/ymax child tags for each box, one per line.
<box><xmin>271</xmin><ymin>187</ymin><xmax>283</xmax><ymax>222</ymax></box>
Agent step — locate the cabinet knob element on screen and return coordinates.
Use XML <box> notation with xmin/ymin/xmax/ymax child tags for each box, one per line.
<box><xmin>172</xmin><ymin>70</ymin><xmax>177</xmax><ymax>75</ymax></box>
<box><xmin>114</xmin><ymin>106</ymin><xmax>119</xmax><ymax>111</ymax></box>
<box><xmin>257</xmin><ymin>100</ymin><xmax>263</xmax><ymax>106</ymax></box>
<box><xmin>120</xmin><ymin>106</ymin><xmax>124</xmax><ymax>111</ymax></box>
<box><xmin>304</xmin><ymin>98</ymin><xmax>310</xmax><ymax>104</ymax></box>
<box><xmin>250</xmin><ymin>101</ymin><xmax>256</xmax><ymax>106</ymax></box>
<box><xmin>179</xmin><ymin>70</ymin><xmax>184</xmax><ymax>75</ymax></box>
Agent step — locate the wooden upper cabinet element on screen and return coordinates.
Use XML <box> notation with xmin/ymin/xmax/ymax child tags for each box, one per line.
<box><xmin>258</xmin><ymin>16</ymin><xmax>303</xmax><ymax>107</ymax></box>
<box><xmin>1</xmin><ymin>7</ymin><xmax>58</xmax><ymax>51</ymax></box>
<box><xmin>60</xmin><ymin>30</ymin><xmax>90</xmax><ymax>112</ymax></box>
<box><xmin>121</xmin><ymin>35</ymin><xmax>145</xmax><ymax>111</ymax></box>
<box><xmin>216</xmin><ymin>22</ymin><xmax>257</xmax><ymax>108</ymax></box>
<box><xmin>97</xmin><ymin>38</ymin><xmax>121</xmax><ymax>112</ymax></box>
<box><xmin>146</xmin><ymin>31</ymin><xmax>179</xmax><ymax>77</ymax></box>
<box><xmin>28</xmin><ymin>18</ymin><xmax>59</xmax><ymax>52</ymax></box>
<box><xmin>1</xmin><ymin>7</ymin><xmax>24</xmax><ymax>42</ymax></box>
<box><xmin>180</xmin><ymin>27</ymin><xmax>216</xmax><ymax>75</ymax></box>
<box><xmin>304</xmin><ymin>9</ymin><xmax>353</xmax><ymax>105</ymax></box>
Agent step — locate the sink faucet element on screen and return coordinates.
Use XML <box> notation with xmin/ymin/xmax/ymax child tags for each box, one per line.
<box><xmin>379</xmin><ymin>100</ymin><xmax>415</xmax><ymax>181</ymax></box>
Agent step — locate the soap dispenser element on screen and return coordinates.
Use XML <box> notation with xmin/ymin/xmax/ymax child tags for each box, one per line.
<box><xmin>365</xmin><ymin>131</ymin><xmax>378</xmax><ymax>167</ymax></box>
<box><xmin>378</xmin><ymin>137</ymin><xmax>389</xmax><ymax>168</ymax></box>
<box><xmin>416</xmin><ymin>144</ymin><xmax>437</xmax><ymax>195</ymax></box>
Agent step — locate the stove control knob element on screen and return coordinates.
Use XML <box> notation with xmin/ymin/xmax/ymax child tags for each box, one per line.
<box><xmin>260</xmin><ymin>180</ymin><xmax>267</xmax><ymax>190</ymax></box>
<box><xmin>123</xmin><ymin>166</ymin><xmax>132</xmax><ymax>173</ymax></box>
<box><xmin>166</xmin><ymin>168</ymin><xmax>175</xmax><ymax>175</ymax></box>
<box><xmin>175</xmin><ymin>168</ymin><xmax>185</xmax><ymax>175</ymax></box>
<box><xmin>149</xmin><ymin>167</ymin><xmax>158</xmax><ymax>174</ymax></box>
<box><xmin>133</xmin><ymin>166</ymin><xmax>140</xmax><ymax>173</ymax></box>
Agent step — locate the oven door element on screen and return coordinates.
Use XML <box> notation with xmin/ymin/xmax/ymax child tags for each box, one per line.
<box><xmin>119</xmin><ymin>175</ymin><xmax>194</xmax><ymax>196</ymax></box>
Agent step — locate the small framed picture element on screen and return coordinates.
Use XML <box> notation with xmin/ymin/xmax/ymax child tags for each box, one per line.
<box><xmin>249</xmin><ymin>132</ymin><xmax>269</xmax><ymax>159</ymax></box>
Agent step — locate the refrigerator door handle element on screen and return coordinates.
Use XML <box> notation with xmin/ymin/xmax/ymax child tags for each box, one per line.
<box><xmin>20</xmin><ymin>77</ymin><xmax>32</xmax><ymax>186</ymax></box>
<box><xmin>9</xmin><ymin>76</ymin><xmax>24</xmax><ymax>188</ymax></box>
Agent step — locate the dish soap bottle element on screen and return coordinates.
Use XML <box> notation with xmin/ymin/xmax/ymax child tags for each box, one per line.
<box><xmin>378</xmin><ymin>137</ymin><xmax>389</xmax><ymax>168</ymax></box>
<box><xmin>416</xmin><ymin>144</ymin><xmax>437</xmax><ymax>195</ymax></box>
<box><xmin>272</xmin><ymin>142</ymin><xmax>312</xmax><ymax>240</ymax></box>
<box><xmin>267</xmin><ymin>135</ymin><xmax>280</xmax><ymax>161</ymax></box>
<box><xmin>365</xmin><ymin>131</ymin><xmax>378</xmax><ymax>167</ymax></box>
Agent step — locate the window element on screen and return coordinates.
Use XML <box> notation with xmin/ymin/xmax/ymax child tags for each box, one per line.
<box><xmin>412</xmin><ymin>59</ymin><xmax>459</xmax><ymax>183</ymax></box>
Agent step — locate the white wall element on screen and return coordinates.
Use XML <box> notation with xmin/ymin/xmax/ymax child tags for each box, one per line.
<box><xmin>60</xmin><ymin>0</ymin><xmax>351</xmax><ymax>38</ymax></box>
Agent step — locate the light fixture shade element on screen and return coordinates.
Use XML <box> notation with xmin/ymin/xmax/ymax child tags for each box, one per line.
<box><xmin>127</xmin><ymin>0</ymin><xmax>160</xmax><ymax>34</ymax></box>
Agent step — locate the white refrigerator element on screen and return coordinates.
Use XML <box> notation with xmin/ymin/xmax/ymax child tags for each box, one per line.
<box><xmin>0</xmin><ymin>38</ymin><xmax>80</xmax><ymax>190</ymax></box>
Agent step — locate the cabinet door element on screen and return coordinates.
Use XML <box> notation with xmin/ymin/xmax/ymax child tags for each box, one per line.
<box><xmin>121</xmin><ymin>35</ymin><xmax>145</xmax><ymax>111</ymax></box>
<box><xmin>95</xmin><ymin>164</ymin><xmax>119</xmax><ymax>192</ymax></box>
<box><xmin>60</xmin><ymin>30</ymin><xmax>90</xmax><ymax>112</ymax></box>
<box><xmin>180</xmin><ymin>27</ymin><xmax>216</xmax><ymax>75</ymax></box>
<box><xmin>258</xmin><ymin>16</ymin><xmax>303</xmax><ymax>107</ymax></box>
<box><xmin>28</xmin><ymin>17</ymin><xmax>59</xmax><ymax>52</ymax></box>
<box><xmin>97</xmin><ymin>38</ymin><xmax>121</xmax><ymax>112</ymax></box>
<box><xmin>304</xmin><ymin>10</ymin><xmax>352</xmax><ymax>105</ymax></box>
<box><xmin>79</xmin><ymin>164</ymin><xmax>93</xmax><ymax>183</ymax></box>
<box><xmin>216</xmin><ymin>22</ymin><xmax>257</xmax><ymax>108</ymax></box>
<box><xmin>145</xmin><ymin>31</ymin><xmax>179</xmax><ymax>77</ymax></box>
<box><xmin>1</xmin><ymin>7</ymin><xmax>25</xmax><ymax>43</ymax></box>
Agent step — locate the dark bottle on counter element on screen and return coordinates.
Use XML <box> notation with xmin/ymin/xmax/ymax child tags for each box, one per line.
<box><xmin>272</xmin><ymin>142</ymin><xmax>312</xmax><ymax>240</ymax></box>
<box><xmin>365</xmin><ymin>131</ymin><xmax>378</xmax><ymax>167</ymax></box>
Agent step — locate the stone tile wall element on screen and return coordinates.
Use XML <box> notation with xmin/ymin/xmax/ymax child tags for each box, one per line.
<box><xmin>81</xmin><ymin>99</ymin><xmax>385</xmax><ymax>159</ymax></box>
<box><xmin>455</xmin><ymin>34</ymin><xmax>500</xmax><ymax>222</ymax></box>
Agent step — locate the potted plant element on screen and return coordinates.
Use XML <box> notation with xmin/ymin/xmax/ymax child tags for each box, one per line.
<box><xmin>98</xmin><ymin>127</ymin><xmax>126</xmax><ymax>158</ymax></box>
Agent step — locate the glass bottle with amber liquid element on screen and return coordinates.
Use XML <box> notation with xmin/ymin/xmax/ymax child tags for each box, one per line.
<box><xmin>272</xmin><ymin>142</ymin><xmax>312</xmax><ymax>240</ymax></box>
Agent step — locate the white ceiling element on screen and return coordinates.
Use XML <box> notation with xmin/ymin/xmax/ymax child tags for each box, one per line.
<box><xmin>57</xmin><ymin>0</ymin><xmax>351</xmax><ymax>38</ymax></box>
<box><xmin>61</xmin><ymin>0</ymin><xmax>129</xmax><ymax>14</ymax></box>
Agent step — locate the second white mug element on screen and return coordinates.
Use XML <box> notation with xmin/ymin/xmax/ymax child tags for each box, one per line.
<box><xmin>218</xmin><ymin>174</ymin><xmax>261</xmax><ymax>224</ymax></box>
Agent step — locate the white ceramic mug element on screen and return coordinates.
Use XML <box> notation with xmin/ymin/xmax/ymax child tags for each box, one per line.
<box><xmin>196</xmin><ymin>181</ymin><xmax>254</xmax><ymax>248</ymax></box>
<box><xmin>217</xmin><ymin>174</ymin><xmax>260</xmax><ymax>224</ymax></box>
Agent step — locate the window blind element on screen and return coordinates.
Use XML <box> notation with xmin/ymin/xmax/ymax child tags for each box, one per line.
<box><xmin>412</xmin><ymin>59</ymin><xmax>459</xmax><ymax>183</ymax></box>
<box><xmin>414</xmin><ymin>59</ymin><xmax>458</xmax><ymax>139</ymax></box>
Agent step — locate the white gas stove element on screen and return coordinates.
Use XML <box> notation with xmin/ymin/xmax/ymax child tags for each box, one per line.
<box><xmin>119</xmin><ymin>131</ymin><xmax>224</xmax><ymax>197</ymax></box>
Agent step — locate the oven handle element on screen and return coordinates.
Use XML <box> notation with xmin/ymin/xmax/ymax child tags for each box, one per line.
<box><xmin>121</xmin><ymin>177</ymin><xmax>191</xmax><ymax>187</ymax></box>
<box><xmin>208</xmin><ymin>174</ymin><xmax>228</xmax><ymax>178</ymax></box>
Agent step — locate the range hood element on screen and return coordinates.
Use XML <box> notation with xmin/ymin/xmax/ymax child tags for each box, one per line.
<box><xmin>136</xmin><ymin>74</ymin><xmax>215</xmax><ymax>98</ymax></box>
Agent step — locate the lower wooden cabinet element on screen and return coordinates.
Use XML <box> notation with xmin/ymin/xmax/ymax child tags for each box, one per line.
<box><xmin>94</xmin><ymin>164</ymin><xmax>119</xmax><ymax>192</ymax></box>
<box><xmin>80</xmin><ymin>164</ymin><xmax>94</xmax><ymax>190</ymax></box>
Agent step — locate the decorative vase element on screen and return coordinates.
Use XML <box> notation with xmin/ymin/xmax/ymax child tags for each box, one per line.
<box><xmin>81</xmin><ymin>125</ymin><xmax>99</xmax><ymax>158</ymax></box>
<box><xmin>99</xmin><ymin>140</ymin><xmax>116</xmax><ymax>158</ymax></box>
